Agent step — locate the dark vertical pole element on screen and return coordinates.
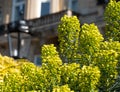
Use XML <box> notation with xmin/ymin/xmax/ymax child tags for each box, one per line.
<box><xmin>7</xmin><ymin>23</ymin><xmax>12</xmax><ymax>57</ymax></box>
<box><xmin>8</xmin><ymin>32</ymin><xmax>12</xmax><ymax>57</ymax></box>
<box><xmin>18</xmin><ymin>31</ymin><xmax>21</xmax><ymax>58</ymax></box>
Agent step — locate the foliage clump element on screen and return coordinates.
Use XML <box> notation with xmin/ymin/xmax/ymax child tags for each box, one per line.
<box><xmin>52</xmin><ymin>85</ymin><xmax>74</xmax><ymax>92</ymax></box>
<box><xmin>104</xmin><ymin>0</ymin><xmax>120</xmax><ymax>41</ymax></box>
<box><xmin>58</xmin><ymin>15</ymin><xmax>80</xmax><ymax>62</ymax></box>
<box><xmin>0</xmin><ymin>44</ymin><xmax>100</xmax><ymax>92</ymax></box>
<box><xmin>92</xmin><ymin>50</ymin><xmax>118</xmax><ymax>91</ymax></box>
<box><xmin>41</xmin><ymin>44</ymin><xmax>62</xmax><ymax>91</ymax></box>
<box><xmin>79</xmin><ymin>23</ymin><xmax>104</xmax><ymax>55</ymax></box>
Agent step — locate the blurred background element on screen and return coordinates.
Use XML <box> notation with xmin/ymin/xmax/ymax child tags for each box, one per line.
<box><xmin>0</xmin><ymin>0</ymin><xmax>119</xmax><ymax>65</ymax></box>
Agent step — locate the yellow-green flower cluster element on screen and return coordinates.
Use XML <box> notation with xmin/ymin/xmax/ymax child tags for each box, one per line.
<box><xmin>41</xmin><ymin>44</ymin><xmax>62</xmax><ymax>91</ymax></box>
<box><xmin>58</xmin><ymin>15</ymin><xmax>80</xmax><ymax>62</ymax></box>
<box><xmin>52</xmin><ymin>85</ymin><xmax>74</xmax><ymax>92</ymax></box>
<box><xmin>79</xmin><ymin>65</ymin><xmax>100</xmax><ymax>92</ymax></box>
<box><xmin>92</xmin><ymin>50</ymin><xmax>118</xmax><ymax>91</ymax></box>
<box><xmin>79</xmin><ymin>23</ymin><xmax>104</xmax><ymax>55</ymax></box>
<box><xmin>104</xmin><ymin>0</ymin><xmax>120</xmax><ymax>41</ymax></box>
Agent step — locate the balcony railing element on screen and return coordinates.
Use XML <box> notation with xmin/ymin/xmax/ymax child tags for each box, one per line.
<box><xmin>27</xmin><ymin>10</ymin><xmax>67</xmax><ymax>28</ymax></box>
<box><xmin>0</xmin><ymin>10</ymin><xmax>104</xmax><ymax>36</ymax></box>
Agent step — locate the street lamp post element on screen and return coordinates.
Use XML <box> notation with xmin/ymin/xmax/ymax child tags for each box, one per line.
<box><xmin>7</xmin><ymin>20</ymin><xmax>31</xmax><ymax>59</ymax></box>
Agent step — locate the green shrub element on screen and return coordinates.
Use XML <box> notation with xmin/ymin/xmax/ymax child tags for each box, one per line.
<box><xmin>79</xmin><ymin>23</ymin><xmax>104</xmax><ymax>55</ymax></box>
<box><xmin>41</xmin><ymin>44</ymin><xmax>62</xmax><ymax>91</ymax></box>
<box><xmin>60</xmin><ymin>63</ymin><xmax>81</xmax><ymax>90</ymax></box>
<box><xmin>104</xmin><ymin>0</ymin><xmax>120</xmax><ymax>41</ymax></box>
<box><xmin>52</xmin><ymin>85</ymin><xmax>74</xmax><ymax>92</ymax></box>
<box><xmin>79</xmin><ymin>65</ymin><xmax>100</xmax><ymax>92</ymax></box>
<box><xmin>92</xmin><ymin>50</ymin><xmax>118</xmax><ymax>91</ymax></box>
<box><xmin>58</xmin><ymin>15</ymin><xmax>80</xmax><ymax>63</ymax></box>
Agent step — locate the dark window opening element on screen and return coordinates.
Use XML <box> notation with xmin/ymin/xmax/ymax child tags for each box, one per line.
<box><xmin>15</xmin><ymin>4</ymin><xmax>25</xmax><ymax>21</ymax></box>
<box><xmin>72</xmin><ymin>0</ymin><xmax>78</xmax><ymax>12</ymax></box>
<box><xmin>41</xmin><ymin>2</ymin><xmax>50</xmax><ymax>16</ymax></box>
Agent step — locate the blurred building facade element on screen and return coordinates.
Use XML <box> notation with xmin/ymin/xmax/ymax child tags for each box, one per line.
<box><xmin>0</xmin><ymin>0</ymin><xmax>106</xmax><ymax>23</ymax></box>
<box><xmin>0</xmin><ymin>0</ymin><xmax>107</xmax><ymax>64</ymax></box>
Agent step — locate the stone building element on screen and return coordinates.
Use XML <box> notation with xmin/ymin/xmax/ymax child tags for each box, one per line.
<box><xmin>0</xmin><ymin>0</ymin><xmax>107</xmax><ymax>65</ymax></box>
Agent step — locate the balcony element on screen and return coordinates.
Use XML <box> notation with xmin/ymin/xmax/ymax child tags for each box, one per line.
<box><xmin>0</xmin><ymin>10</ymin><xmax>105</xmax><ymax>38</ymax></box>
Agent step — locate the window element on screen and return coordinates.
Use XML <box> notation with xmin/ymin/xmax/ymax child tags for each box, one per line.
<box><xmin>41</xmin><ymin>2</ymin><xmax>50</xmax><ymax>16</ymax></box>
<box><xmin>12</xmin><ymin>0</ymin><xmax>25</xmax><ymax>21</ymax></box>
<box><xmin>14</xmin><ymin>4</ymin><xmax>25</xmax><ymax>21</ymax></box>
<box><xmin>72</xmin><ymin>0</ymin><xmax>78</xmax><ymax>12</ymax></box>
<box><xmin>40</xmin><ymin>0</ymin><xmax>50</xmax><ymax>17</ymax></box>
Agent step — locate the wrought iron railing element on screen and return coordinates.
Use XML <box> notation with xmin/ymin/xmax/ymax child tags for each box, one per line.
<box><xmin>27</xmin><ymin>10</ymin><xmax>67</xmax><ymax>28</ymax></box>
<box><xmin>0</xmin><ymin>10</ymin><xmax>104</xmax><ymax>36</ymax></box>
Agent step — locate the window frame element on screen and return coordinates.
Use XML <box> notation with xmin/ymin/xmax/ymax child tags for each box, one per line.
<box><xmin>40</xmin><ymin>0</ymin><xmax>50</xmax><ymax>17</ymax></box>
<box><xmin>11</xmin><ymin>0</ymin><xmax>25</xmax><ymax>22</ymax></box>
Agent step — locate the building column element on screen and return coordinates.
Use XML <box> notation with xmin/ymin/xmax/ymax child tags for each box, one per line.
<box><xmin>59</xmin><ymin>0</ymin><xmax>65</xmax><ymax>11</ymax></box>
<box><xmin>50</xmin><ymin>0</ymin><xmax>60</xmax><ymax>13</ymax></box>
<box><xmin>25</xmin><ymin>0</ymin><xmax>41</xmax><ymax>20</ymax></box>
